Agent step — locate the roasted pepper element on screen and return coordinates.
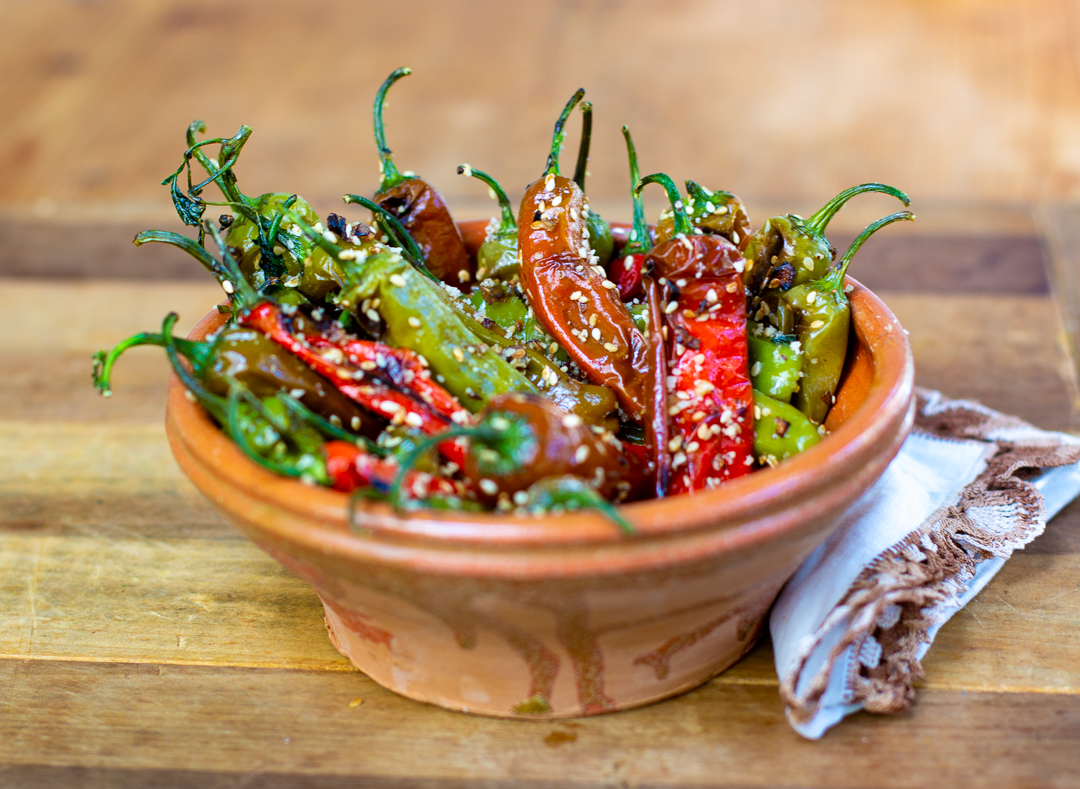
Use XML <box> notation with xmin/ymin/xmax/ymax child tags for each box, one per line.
<box><xmin>654</xmin><ymin>181</ymin><xmax>751</xmax><ymax>252</ymax></box>
<box><xmin>751</xmin><ymin>389</ymin><xmax>821</xmax><ymax>465</ymax></box>
<box><xmin>782</xmin><ymin>210</ymin><xmax>914</xmax><ymax>424</ymax></box>
<box><xmin>637</xmin><ymin>173</ymin><xmax>754</xmax><ymax>494</ymax></box>
<box><xmin>371</xmin><ymin>68</ymin><xmax>472</xmax><ymax>288</ymax></box>
<box><xmin>743</xmin><ymin>183</ymin><xmax>909</xmax><ymax>306</ymax></box>
<box><xmin>747</xmin><ymin>329</ymin><xmax>804</xmax><ymax>404</ymax></box>
<box><xmin>457</xmin><ymin>164</ymin><xmax>520</xmax><ymax>282</ymax></box>
<box><xmin>517</xmin><ymin>89</ymin><xmax>650</xmax><ymax>421</ymax></box>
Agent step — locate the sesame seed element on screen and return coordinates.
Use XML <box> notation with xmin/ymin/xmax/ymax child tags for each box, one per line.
<box><xmin>706</xmin><ymin>288</ymin><xmax>718</xmax><ymax>303</ymax></box>
<box><xmin>686</xmin><ymin>441</ymin><xmax>700</xmax><ymax>453</ymax></box>
<box><xmin>589</xmin><ymin>314</ymin><xmax>598</xmax><ymax>327</ymax></box>
<box><xmin>380</xmin><ymin>401</ymin><xmax>402</xmax><ymax>414</ymax></box>
<box><xmin>806</xmin><ymin>291</ymin><xmax>817</xmax><ymax>304</ymax></box>
<box><xmin>697</xmin><ymin>424</ymin><xmax>711</xmax><ymax>440</ymax></box>
<box><xmin>751</xmin><ymin>361</ymin><xmax>762</xmax><ymax>376</ymax></box>
<box><xmin>408</xmin><ymin>316</ymin><xmax>422</xmax><ymax>328</ymax></box>
<box><xmin>405</xmin><ymin>412</ymin><xmax>424</xmax><ymax>428</ymax></box>
<box><xmin>664</xmin><ymin>301</ymin><xmax>679</xmax><ymax>314</ymax></box>
<box><xmin>366</xmin><ymin>309</ymin><xmax>380</xmax><ymax>322</ymax></box>
<box><xmin>452</xmin><ymin>347</ymin><xmax>465</xmax><ymax>362</ymax></box>
<box><xmin>574</xmin><ymin>446</ymin><xmax>590</xmax><ymax>464</ymax></box>
<box><xmin>389</xmin><ymin>273</ymin><xmax>407</xmax><ymax>287</ymax></box>
<box><xmin>562</xmin><ymin>414</ymin><xmax>583</xmax><ymax>428</ymax></box>
<box><xmin>667</xmin><ymin>436</ymin><xmax>683</xmax><ymax>452</ymax></box>
<box><xmin>691</xmin><ymin>410</ymin><xmax>707</xmax><ymax>422</ymax></box>
<box><xmin>803</xmin><ymin>257</ymin><xmax>814</xmax><ymax>270</ymax></box>
<box><xmin>458</xmin><ymin>269</ymin><xmax>471</xmax><ymax>283</ymax></box>
<box><xmin>591</xmin><ymin>327</ymin><xmax>601</xmax><ymax>340</ymax></box>
<box><xmin>602</xmin><ymin>280</ymin><xmax>617</xmax><ymax>290</ymax></box>
<box><xmin>603</xmin><ymin>342</ymin><xmax>618</xmax><ymax>352</ymax></box>
<box><xmin>479</xmin><ymin>479</ymin><xmax>499</xmax><ymax>495</ymax></box>
<box><xmin>570</xmin><ymin>291</ymin><xmax>582</xmax><ymax>301</ymax></box>
<box><xmin>809</xmin><ymin>320</ymin><xmax>824</xmax><ymax>329</ymax></box>
<box><xmin>221</xmin><ymin>280</ymin><xmax>234</xmax><ymax>294</ymax></box>
<box><xmin>726</xmin><ymin>282</ymin><xmax>738</xmax><ymax>293</ymax></box>
<box><xmin>671</xmin><ymin>451</ymin><xmax>687</xmax><ymax>469</ymax></box>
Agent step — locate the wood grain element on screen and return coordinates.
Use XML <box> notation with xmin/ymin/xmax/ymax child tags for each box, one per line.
<box><xmin>2</xmin><ymin>0</ymin><xmax>1080</xmax><ymax>215</ymax></box>
<box><xmin>1</xmin><ymin>659</ymin><xmax>1078</xmax><ymax>788</ymax></box>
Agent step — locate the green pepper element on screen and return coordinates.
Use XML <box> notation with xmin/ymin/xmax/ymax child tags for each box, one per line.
<box><xmin>457</xmin><ymin>164</ymin><xmax>520</xmax><ymax>281</ymax></box>
<box><xmin>339</xmin><ymin>249</ymin><xmax>538</xmax><ymax>412</ymax></box>
<box><xmin>654</xmin><ymin>181</ymin><xmax>751</xmax><ymax>252</ymax></box>
<box><xmin>286</xmin><ymin>210</ymin><xmax>619</xmax><ymax>427</ymax></box>
<box><xmin>782</xmin><ymin>210</ymin><xmax>914</xmax><ymax>424</ymax></box>
<box><xmin>573</xmin><ymin>101</ymin><xmax>614</xmax><ymax>267</ymax></box>
<box><xmin>743</xmin><ymin>183</ymin><xmax>910</xmax><ymax>302</ymax></box>
<box><xmin>748</xmin><ymin>329</ymin><xmax>803</xmax><ymax>403</ymax></box>
<box><xmin>751</xmin><ymin>389</ymin><xmax>821</xmax><ymax>464</ymax></box>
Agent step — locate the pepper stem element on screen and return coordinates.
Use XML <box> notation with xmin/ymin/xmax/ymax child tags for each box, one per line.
<box><xmin>621</xmin><ymin>126</ymin><xmax>650</xmax><ymax>257</ymax></box>
<box><xmin>457</xmin><ymin>164</ymin><xmax>515</xmax><ymax>237</ymax></box>
<box><xmin>824</xmin><ymin>210</ymin><xmax>915</xmax><ymax>289</ymax></box>
<box><xmin>804</xmin><ymin>183</ymin><xmax>910</xmax><ymax>236</ymax></box>
<box><xmin>573</xmin><ymin>101</ymin><xmax>593</xmax><ymax>190</ymax></box>
<box><xmin>277</xmin><ymin>392</ymin><xmax>384</xmax><ymax>456</ymax></box>
<box><xmin>132</xmin><ymin>227</ymin><xmax>257</xmax><ymax>311</ymax></box>
<box><xmin>161</xmin><ymin>312</ymin><xmax>229</xmax><ymax>425</ymax></box>
<box><xmin>341</xmin><ymin>193</ymin><xmax>432</xmax><ymax>278</ymax></box>
<box><xmin>92</xmin><ymin>331</ymin><xmax>210</xmax><ymax>396</ymax></box>
<box><xmin>636</xmin><ymin>173</ymin><xmax>692</xmax><ymax>237</ymax></box>
<box><xmin>545</xmin><ymin>89</ymin><xmax>586</xmax><ymax>177</ymax></box>
<box><xmin>204</xmin><ymin>221</ymin><xmax>260</xmax><ymax>311</ymax></box>
<box><xmin>373</xmin><ymin>67</ymin><xmax>412</xmax><ymax>192</ymax></box>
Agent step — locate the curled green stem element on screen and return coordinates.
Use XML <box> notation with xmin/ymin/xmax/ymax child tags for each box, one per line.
<box><xmin>545</xmin><ymin>89</ymin><xmax>585</xmax><ymax>177</ymax></box>
<box><xmin>457</xmin><ymin>164</ymin><xmax>515</xmax><ymax>236</ymax></box>
<box><xmin>341</xmin><ymin>193</ymin><xmax>430</xmax><ymax>276</ymax></box>
<box><xmin>388</xmin><ymin>426</ymin><xmax>482</xmax><ymax>510</ymax></box>
<box><xmin>804</xmin><ymin>183</ymin><xmax>910</xmax><ymax>236</ymax></box>
<box><xmin>824</xmin><ymin>210</ymin><xmax>915</xmax><ymax>289</ymax></box>
<box><xmin>373</xmin><ymin>67</ymin><xmax>412</xmax><ymax>192</ymax></box>
<box><xmin>636</xmin><ymin>173</ymin><xmax>691</xmax><ymax>237</ymax></box>
<box><xmin>277</xmin><ymin>392</ymin><xmax>383</xmax><ymax>456</ymax></box>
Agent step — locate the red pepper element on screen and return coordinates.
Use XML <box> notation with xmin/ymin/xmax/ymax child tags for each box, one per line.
<box><xmin>324</xmin><ymin>440</ymin><xmax>461</xmax><ymax>499</ymax></box>
<box><xmin>241</xmin><ymin>302</ymin><xmax>467</xmax><ymax>467</ymax></box>
<box><xmin>638</xmin><ymin>174</ymin><xmax>754</xmax><ymax>494</ymax></box>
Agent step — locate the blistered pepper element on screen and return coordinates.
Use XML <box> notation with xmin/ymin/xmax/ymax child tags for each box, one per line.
<box><xmin>371</xmin><ymin>68</ymin><xmax>472</xmax><ymax>288</ymax></box>
<box><xmin>517</xmin><ymin>89</ymin><xmax>650</xmax><ymax>421</ymax></box>
<box><xmin>751</xmin><ymin>389</ymin><xmax>821</xmax><ymax>465</ymax></box>
<box><xmin>573</xmin><ymin>101</ymin><xmax>614</xmax><ymax>268</ymax></box>
<box><xmin>743</xmin><ymin>183</ymin><xmax>909</xmax><ymax>306</ymax></box>
<box><xmin>457</xmin><ymin>164</ymin><xmax>520</xmax><ymax>281</ymax></box>
<box><xmin>607</xmin><ymin>126</ymin><xmax>651</xmax><ymax>301</ymax></box>
<box><xmin>287</xmin><ymin>213</ymin><xmax>619</xmax><ymax>427</ymax></box>
<box><xmin>782</xmin><ymin>210</ymin><xmax>914</xmax><ymax>424</ymax></box>
<box><xmin>747</xmin><ymin>329</ymin><xmax>804</xmax><ymax>404</ymax></box>
<box><xmin>654</xmin><ymin>181</ymin><xmax>751</xmax><ymax>253</ymax></box>
<box><xmin>637</xmin><ymin>173</ymin><xmax>755</xmax><ymax>494</ymax></box>
<box><xmin>392</xmin><ymin>393</ymin><xmax>647</xmax><ymax>529</ymax></box>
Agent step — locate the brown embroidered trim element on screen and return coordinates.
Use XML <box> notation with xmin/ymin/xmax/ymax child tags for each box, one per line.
<box><xmin>780</xmin><ymin>389</ymin><xmax>1080</xmax><ymax>725</ymax></box>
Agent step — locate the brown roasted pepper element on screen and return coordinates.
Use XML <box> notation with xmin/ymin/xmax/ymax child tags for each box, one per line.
<box><xmin>371</xmin><ymin>68</ymin><xmax>472</xmax><ymax>288</ymax></box>
<box><xmin>516</xmin><ymin>90</ymin><xmax>650</xmax><ymax>421</ymax></box>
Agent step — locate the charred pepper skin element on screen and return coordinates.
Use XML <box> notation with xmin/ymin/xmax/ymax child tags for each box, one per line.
<box><xmin>517</xmin><ymin>90</ymin><xmax>650</xmax><ymax>422</ymax></box>
<box><xmin>372</xmin><ymin>68</ymin><xmax>472</xmax><ymax>288</ymax></box>
<box><xmin>637</xmin><ymin>174</ymin><xmax>755</xmax><ymax>494</ymax></box>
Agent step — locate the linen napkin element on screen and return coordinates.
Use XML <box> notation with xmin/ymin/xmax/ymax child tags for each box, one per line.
<box><xmin>769</xmin><ymin>389</ymin><xmax>1080</xmax><ymax>739</ymax></box>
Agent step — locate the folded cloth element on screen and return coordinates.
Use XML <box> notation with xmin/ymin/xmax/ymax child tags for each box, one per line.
<box><xmin>770</xmin><ymin>389</ymin><xmax>1080</xmax><ymax>739</ymax></box>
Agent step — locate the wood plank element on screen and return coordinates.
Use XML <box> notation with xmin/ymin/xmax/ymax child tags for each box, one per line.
<box><xmin>0</xmin><ymin>659</ymin><xmax>1077</xmax><ymax>788</ymax></box>
<box><xmin>0</xmin><ymin>521</ymin><xmax>1075</xmax><ymax>693</ymax></box>
<box><xmin>2</xmin><ymin>1</ymin><xmax>1080</xmax><ymax>208</ymax></box>
<box><xmin>0</xmin><ymin>213</ymin><xmax>1049</xmax><ymax>294</ymax></box>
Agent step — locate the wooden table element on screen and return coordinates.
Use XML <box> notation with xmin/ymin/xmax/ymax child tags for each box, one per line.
<box><xmin>4</xmin><ymin>1</ymin><xmax>1080</xmax><ymax>785</ymax></box>
<box><xmin>1</xmin><ymin>206</ymin><xmax>1078</xmax><ymax>788</ymax></box>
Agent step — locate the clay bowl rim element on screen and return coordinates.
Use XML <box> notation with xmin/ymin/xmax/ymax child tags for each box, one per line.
<box><xmin>165</xmin><ymin>222</ymin><xmax>914</xmax><ymax>559</ymax></box>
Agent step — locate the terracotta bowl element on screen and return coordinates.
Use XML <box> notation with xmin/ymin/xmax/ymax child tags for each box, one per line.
<box><xmin>165</xmin><ymin>221</ymin><xmax>914</xmax><ymax>719</ymax></box>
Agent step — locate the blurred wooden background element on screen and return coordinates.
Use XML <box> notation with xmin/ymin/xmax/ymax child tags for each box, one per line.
<box><xmin>4</xmin><ymin>2</ymin><xmax>1080</xmax><ymax>787</ymax></box>
<box><xmin>3</xmin><ymin>0</ymin><xmax>1080</xmax><ymax>226</ymax></box>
